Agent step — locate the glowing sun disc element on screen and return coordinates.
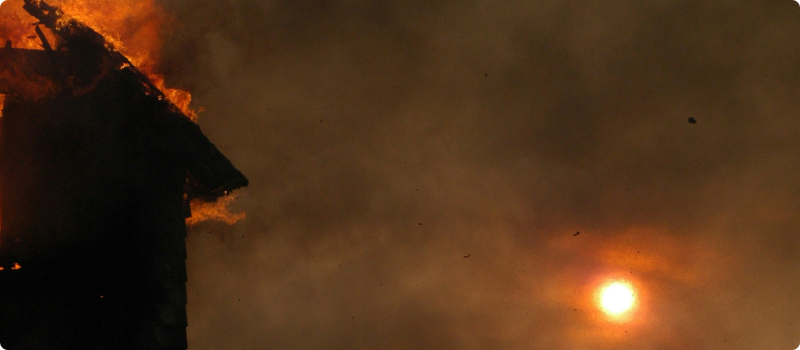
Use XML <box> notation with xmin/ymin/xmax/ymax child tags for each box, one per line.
<box><xmin>599</xmin><ymin>281</ymin><xmax>635</xmax><ymax>315</ymax></box>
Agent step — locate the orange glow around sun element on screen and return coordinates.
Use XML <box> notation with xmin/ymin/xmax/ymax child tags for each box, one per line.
<box><xmin>597</xmin><ymin>280</ymin><xmax>636</xmax><ymax>318</ymax></box>
<box><xmin>600</xmin><ymin>282</ymin><xmax>635</xmax><ymax>314</ymax></box>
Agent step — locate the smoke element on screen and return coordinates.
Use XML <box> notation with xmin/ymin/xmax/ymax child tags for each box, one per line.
<box><xmin>157</xmin><ymin>0</ymin><xmax>800</xmax><ymax>348</ymax></box>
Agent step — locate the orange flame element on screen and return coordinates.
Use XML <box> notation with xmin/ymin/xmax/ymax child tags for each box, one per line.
<box><xmin>57</xmin><ymin>0</ymin><xmax>199</xmax><ymax>121</ymax></box>
<box><xmin>0</xmin><ymin>0</ymin><xmax>199</xmax><ymax>120</ymax></box>
<box><xmin>0</xmin><ymin>0</ymin><xmax>241</xmax><ymax>226</ymax></box>
<box><xmin>187</xmin><ymin>194</ymin><xmax>246</xmax><ymax>227</ymax></box>
<box><xmin>0</xmin><ymin>0</ymin><xmax>45</xmax><ymax>50</ymax></box>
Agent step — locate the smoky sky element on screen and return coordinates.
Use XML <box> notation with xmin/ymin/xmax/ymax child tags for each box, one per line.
<box><xmin>156</xmin><ymin>0</ymin><xmax>800</xmax><ymax>349</ymax></box>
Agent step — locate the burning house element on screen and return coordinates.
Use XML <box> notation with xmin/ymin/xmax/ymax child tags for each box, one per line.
<box><xmin>0</xmin><ymin>1</ymin><xmax>248</xmax><ymax>349</ymax></box>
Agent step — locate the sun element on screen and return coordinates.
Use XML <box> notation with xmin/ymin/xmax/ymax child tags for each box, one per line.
<box><xmin>599</xmin><ymin>281</ymin><xmax>636</xmax><ymax>316</ymax></box>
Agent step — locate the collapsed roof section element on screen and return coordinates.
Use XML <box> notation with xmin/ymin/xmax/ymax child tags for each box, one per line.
<box><xmin>0</xmin><ymin>0</ymin><xmax>248</xmax><ymax>200</ymax></box>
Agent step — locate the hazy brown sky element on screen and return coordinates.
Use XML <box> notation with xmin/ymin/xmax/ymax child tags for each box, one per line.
<box><xmin>156</xmin><ymin>0</ymin><xmax>800</xmax><ymax>348</ymax></box>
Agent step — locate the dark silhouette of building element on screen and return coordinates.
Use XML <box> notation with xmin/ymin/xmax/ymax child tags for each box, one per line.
<box><xmin>0</xmin><ymin>1</ymin><xmax>247</xmax><ymax>349</ymax></box>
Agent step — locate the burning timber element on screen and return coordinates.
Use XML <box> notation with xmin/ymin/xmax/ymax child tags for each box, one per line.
<box><xmin>0</xmin><ymin>1</ymin><xmax>248</xmax><ymax>349</ymax></box>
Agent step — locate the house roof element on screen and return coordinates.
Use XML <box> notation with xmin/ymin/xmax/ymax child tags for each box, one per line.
<box><xmin>0</xmin><ymin>2</ymin><xmax>248</xmax><ymax>200</ymax></box>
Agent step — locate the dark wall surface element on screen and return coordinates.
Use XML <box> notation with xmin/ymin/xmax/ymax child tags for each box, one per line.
<box><xmin>0</xmin><ymin>75</ymin><xmax>190</xmax><ymax>349</ymax></box>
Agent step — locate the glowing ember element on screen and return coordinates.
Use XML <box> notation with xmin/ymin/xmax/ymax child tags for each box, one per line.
<box><xmin>599</xmin><ymin>281</ymin><xmax>635</xmax><ymax>315</ymax></box>
<box><xmin>11</xmin><ymin>263</ymin><xmax>20</xmax><ymax>270</ymax></box>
